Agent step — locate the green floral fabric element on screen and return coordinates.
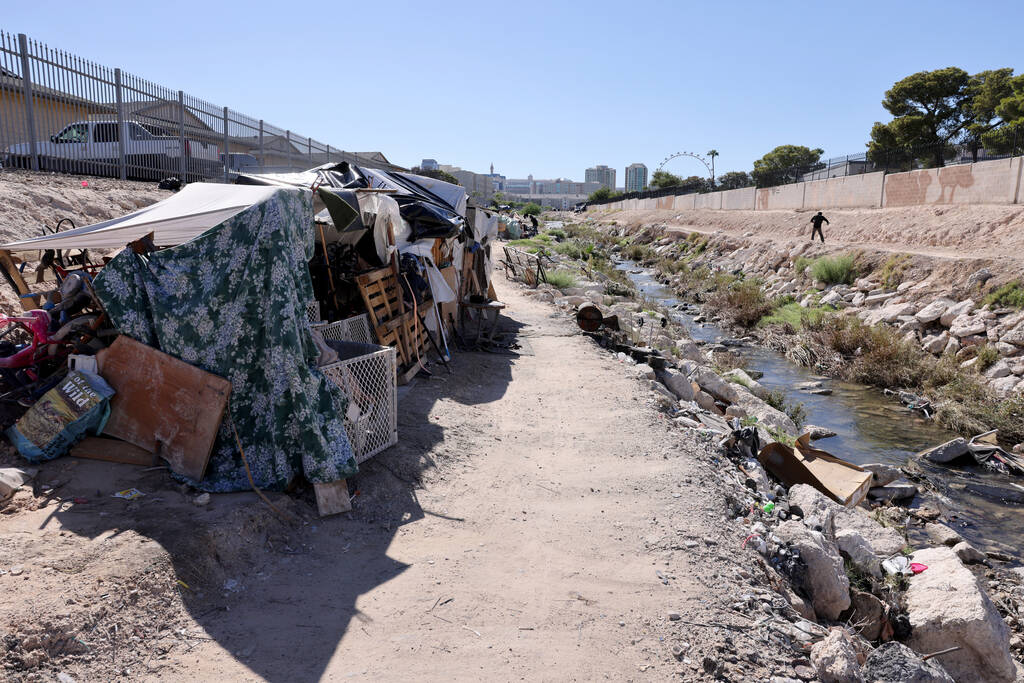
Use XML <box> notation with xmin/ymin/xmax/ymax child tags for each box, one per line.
<box><xmin>94</xmin><ymin>187</ymin><xmax>357</xmax><ymax>492</ymax></box>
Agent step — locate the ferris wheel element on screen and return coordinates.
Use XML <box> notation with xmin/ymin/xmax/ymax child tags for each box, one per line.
<box><xmin>657</xmin><ymin>150</ymin><xmax>717</xmax><ymax>183</ymax></box>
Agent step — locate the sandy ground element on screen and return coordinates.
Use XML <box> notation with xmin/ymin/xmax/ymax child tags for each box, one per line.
<box><xmin>593</xmin><ymin>204</ymin><xmax>1024</xmax><ymax>262</ymax></box>
<box><xmin>0</xmin><ymin>274</ymin><xmax>794</xmax><ymax>682</ymax></box>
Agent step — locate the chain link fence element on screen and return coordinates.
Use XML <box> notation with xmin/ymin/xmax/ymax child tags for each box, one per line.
<box><xmin>0</xmin><ymin>30</ymin><xmax>401</xmax><ymax>183</ymax></box>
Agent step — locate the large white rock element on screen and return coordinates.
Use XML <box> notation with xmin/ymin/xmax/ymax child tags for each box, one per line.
<box><xmin>939</xmin><ymin>299</ymin><xmax>976</xmax><ymax>327</ymax></box>
<box><xmin>863</xmin><ymin>301</ymin><xmax>916</xmax><ymax>326</ymax></box>
<box><xmin>789</xmin><ymin>484</ymin><xmax>838</xmax><ymax>537</ymax></box>
<box><xmin>810</xmin><ymin>628</ymin><xmax>864</xmax><ymax>683</ymax></box>
<box><xmin>924</xmin><ymin>522</ymin><xmax>964</xmax><ymax>547</ymax></box>
<box><xmin>660</xmin><ymin>368</ymin><xmax>696</xmax><ymax>401</ymax></box>
<box><xmin>915</xmin><ymin>298</ymin><xmax>955</xmax><ymax>324</ymax></box>
<box><xmin>906</xmin><ymin>546</ymin><xmax>1015</xmax><ymax>683</ymax></box>
<box><xmin>1001</xmin><ymin>320</ymin><xmax>1024</xmax><ymax>347</ymax></box>
<box><xmin>985</xmin><ymin>359</ymin><xmax>1012</xmax><ymax>379</ymax></box>
<box><xmin>723</xmin><ymin>368</ymin><xmax>769</xmax><ymax>400</ymax></box>
<box><xmin>775</xmin><ymin>521</ymin><xmax>851</xmax><ymax>620</ymax></box>
<box><xmin>836</xmin><ymin>528</ymin><xmax>883</xmax><ymax>579</ymax></box>
<box><xmin>864</xmin><ymin>642</ymin><xmax>954</xmax><ymax>683</ymax></box>
<box><xmin>834</xmin><ymin>507</ymin><xmax>906</xmax><ymax>556</ymax></box>
<box><xmin>948</xmin><ymin>313</ymin><xmax>989</xmax><ymax>339</ymax></box>
<box><xmin>921</xmin><ymin>332</ymin><xmax>950</xmax><ymax>354</ymax></box>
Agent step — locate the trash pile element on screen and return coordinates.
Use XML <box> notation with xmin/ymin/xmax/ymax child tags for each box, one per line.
<box><xmin>0</xmin><ymin>165</ymin><xmax>509</xmax><ymax>514</ymax></box>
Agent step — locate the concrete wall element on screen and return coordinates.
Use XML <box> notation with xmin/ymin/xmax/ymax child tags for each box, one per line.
<box><xmin>756</xmin><ymin>183</ymin><xmax>805</xmax><ymax>210</ymax></box>
<box><xmin>587</xmin><ymin>155</ymin><xmax>1024</xmax><ymax>215</ymax></box>
<box><xmin>803</xmin><ymin>172</ymin><xmax>885</xmax><ymax>209</ymax></box>
<box><xmin>720</xmin><ymin>187</ymin><xmax>756</xmax><ymax>210</ymax></box>
<box><xmin>882</xmin><ymin>157</ymin><xmax>1023</xmax><ymax>208</ymax></box>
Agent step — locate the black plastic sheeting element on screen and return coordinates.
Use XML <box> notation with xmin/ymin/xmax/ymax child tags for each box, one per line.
<box><xmin>236</xmin><ymin>162</ymin><xmax>465</xmax><ymax>242</ymax></box>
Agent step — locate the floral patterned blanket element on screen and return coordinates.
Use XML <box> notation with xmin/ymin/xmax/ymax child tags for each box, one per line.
<box><xmin>94</xmin><ymin>187</ymin><xmax>357</xmax><ymax>491</ymax></box>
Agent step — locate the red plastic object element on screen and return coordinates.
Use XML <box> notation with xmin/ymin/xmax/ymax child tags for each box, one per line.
<box><xmin>910</xmin><ymin>562</ymin><xmax>928</xmax><ymax>574</ymax></box>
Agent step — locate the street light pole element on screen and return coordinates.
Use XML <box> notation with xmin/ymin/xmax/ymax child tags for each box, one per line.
<box><xmin>707</xmin><ymin>149</ymin><xmax>719</xmax><ymax>189</ymax></box>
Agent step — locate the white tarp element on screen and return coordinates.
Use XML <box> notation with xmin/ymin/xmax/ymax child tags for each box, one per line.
<box><xmin>1</xmin><ymin>184</ymin><xmax>282</xmax><ymax>251</ymax></box>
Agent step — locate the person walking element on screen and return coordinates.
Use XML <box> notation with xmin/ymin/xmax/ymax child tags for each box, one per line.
<box><xmin>809</xmin><ymin>211</ymin><xmax>829</xmax><ymax>243</ymax></box>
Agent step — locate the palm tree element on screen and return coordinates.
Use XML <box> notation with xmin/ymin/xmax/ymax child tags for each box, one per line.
<box><xmin>707</xmin><ymin>150</ymin><xmax>719</xmax><ymax>188</ymax></box>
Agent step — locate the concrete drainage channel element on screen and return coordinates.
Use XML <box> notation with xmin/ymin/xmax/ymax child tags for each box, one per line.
<box><xmin>620</xmin><ymin>260</ymin><xmax>1024</xmax><ymax>563</ymax></box>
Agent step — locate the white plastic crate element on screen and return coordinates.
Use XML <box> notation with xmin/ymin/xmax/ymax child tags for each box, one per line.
<box><xmin>305</xmin><ymin>300</ymin><xmax>322</xmax><ymax>324</ymax></box>
<box><xmin>313</xmin><ymin>317</ymin><xmax>397</xmax><ymax>463</ymax></box>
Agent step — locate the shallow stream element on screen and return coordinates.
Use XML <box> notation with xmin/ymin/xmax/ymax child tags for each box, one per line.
<box><xmin>620</xmin><ymin>262</ymin><xmax>1024</xmax><ymax>561</ymax></box>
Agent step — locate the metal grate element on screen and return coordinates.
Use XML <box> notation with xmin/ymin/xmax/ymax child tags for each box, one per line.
<box><xmin>313</xmin><ymin>316</ymin><xmax>396</xmax><ymax>463</ymax></box>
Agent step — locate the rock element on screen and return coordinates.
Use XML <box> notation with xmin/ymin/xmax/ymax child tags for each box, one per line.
<box><xmin>660</xmin><ymin>368</ymin><xmax>696</xmax><ymax>401</ymax></box>
<box><xmin>1001</xmin><ymin>320</ymin><xmax>1024</xmax><ymax>347</ymax></box>
<box><xmin>851</xmin><ymin>292</ymin><xmax>866</xmax><ymax>306</ymax></box>
<box><xmin>864</xmin><ymin>292</ymin><xmax>898</xmax><ymax>307</ymax></box>
<box><xmin>924</xmin><ymin>522</ymin><xmax>964</xmax><ymax>547</ymax></box>
<box><xmin>848</xmin><ymin>590</ymin><xmax>886</xmax><ymax>641</ymax></box>
<box><xmin>985</xmin><ymin>359</ymin><xmax>1012</xmax><ymax>379</ymax></box>
<box><xmin>834</xmin><ymin>507</ymin><xmax>906</xmax><ymax>556</ymax></box>
<box><xmin>918</xmin><ymin>437</ymin><xmax>969</xmax><ymax>464</ymax></box>
<box><xmin>836</xmin><ymin>528</ymin><xmax>883</xmax><ymax>579</ymax></box>
<box><xmin>966</xmin><ymin>268</ymin><xmax>993</xmax><ymax>289</ymax></box>
<box><xmin>990</xmin><ymin>375</ymin><xmax>1020</xmax><ymax>398</ymax></box>
<box><xmin>692</xmin><ymin>366</ymin><xmax>743</xmax><ymax>405</ymax></box>
<box><xmin>633</xmin><ymin>363</ymin><xmax>656</xmax><ymax>380</ymax></box>
<box><xmin>861</xmin><ymin>463</ymin><xmax>901</xmax><ymax>487</ymax></box>
<box><xmin>725</xmin><ymin>404</ymin><xmax>747</xmax><ymax>419</ymax></box>
<box><xmin>940</xmin><ymin>299</ymin><xmax>976</xmax><ymax>327</ymax></box>
<box><xmin>864</xmin><ymin>642</ymin><xmax>954</xmax><ymax>683</ymax></box>
<box><xmin>674</xmin><ymin>340</ymin><xmax>703</xmax><ymax>361</ymax></box>
<box><xmin>730</xmin><ymin>386</ymin><xmax>798</xmax><ymax>435</ymax></box>
<box><xmin>667</xmin><ymin>611</ymin><xmax>681</xmax><ymax>621</ymax></box>
<box><xmin>868</xmin><ymin>481</ymin><xmax>917</xmax><ymax>503</ymax></box>
<box><xmin>948</xmin><ymin>313</ymin><xmax>989</xmax><ymax>338</ymax></box>
<box><xmin>789</xmin><ymin>484</ymin><xmax>839</xmax><ymax>536</ymax></box>
<box><xmin>191</xmin><ymin>492</ymin><xmax>211</xmax><ymax>507</ymax></box>
<box><xmin>916</xmin><ymin>298</ymin><xmax>954</xmax><ymax>324</ymax></box>
<box><xmin>952</xmin><ymin>541</ymin><xmax>987</xmax><ymax>565</ymax></box>
<box><xmin>775</xmin><ymin>521</ymin><xmax>851</xmax><ymax>620</ymax></box>
<box><xmin>906</xmin><ymin>546</ymin><xmax>1015</xmax><ymax>683</ymax></box>
<box><xmin>864</xmin><ymin>301</ymin><xmax>917</xmax><ymax>326</ymax></box>
<box><xmin>692</xmin><ymin>390</ymin><xmax>718</xmax><ymax>414</ymax></box>
<box><xmin>810</xmin><ymin>628</ymin><xmax>864</xmax><ymax>683</ymax></box>
<box><xmin>820</xmin><ymin>290</ymin><xmax>844</xmax><ymax>306</ymax></box>
<box><xmin>944</xmin><ymin>337</ymin><xmax>961</xmax><ymax>355</ymax></box>
<box><xmin>649</xmin><ymin>380</ymin><xmax>678</xmax><ymax>403</ymax></box>
<box><xmin>921</xmin><ymin>332</ymin><xmax>950</xmax><ymax>354</ymax></box>
<box><xmin>804</xmin><ymin>424</ymin><xmax>837</xmax><ymax>440</ymax></box>
<box><xmin>723</xmin><ymin>368</ymin><xmax>770</xmax><ymax>400</ymax></box>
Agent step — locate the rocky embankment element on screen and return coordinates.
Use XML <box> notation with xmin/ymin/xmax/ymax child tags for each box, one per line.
<box><xmin>513</xmin><ymin>238</ymin><xmax>1024</xmax><ymax>681</ymax></box>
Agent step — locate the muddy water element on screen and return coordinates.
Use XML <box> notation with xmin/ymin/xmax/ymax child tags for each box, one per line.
<box><xmin>621</xmin><ymin>263</ymin><xmax>1024</xmax><ymax>561</ymax></box>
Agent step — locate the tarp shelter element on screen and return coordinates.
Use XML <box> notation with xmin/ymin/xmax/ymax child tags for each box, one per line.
<box><xmin>1</xmin><ymin>184</ymin><xmax>284</xmax><ymax>251</ymax></box>
<box><xmin>2</xmin><ymin>185</ymin><xmax>359</xmax><ymax>492</ymax></box>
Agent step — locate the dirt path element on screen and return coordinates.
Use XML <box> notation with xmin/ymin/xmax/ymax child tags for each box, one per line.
<box><xmin>158</xmin><ymin>276</ymin><xmax>785</xmax><ymax>681</ymax></box>
<box><xmin>0</xmin><ymin>273</ymin><xmax>790</xmax><ymax>681</ymax></box>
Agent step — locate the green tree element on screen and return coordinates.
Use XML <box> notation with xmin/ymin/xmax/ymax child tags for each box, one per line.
<box><xmin>716</xmin><ymin>171</ymin><xmax>752</xmax><ymax>190</ymax></box>
<box><xmin>965</xmin><ymin>69</ymin><xmax>1015</xmax><ymax>158</ymax></box>
<box><xmin>867</xmin><ymin>67</ymin><xmax>976</xmax><ymax>168</ymax></box>
<box><xmin>588</xmin><ymin>187</ymin><xmax>612</xmax><ymax>202</ymax></box>
<box><xmin>649</xmin><ymin>170</ymin><xmax>684</xmax><ymax>189</ymax></box>
<box><xmin>521</xmin><ymin>202</ymin><xmax>542</xmax><ymax>216</ymax></box>
<box><xmin>751</xmin><ymin>145</ymin><xmax>823</xmax><ymax>187</ymax></box>
<box><xmin>982</xmin><ymin>73</ymin><xmax>1024</xmax><ymax>154</ymax></box>
<box><xmin>412</xmin><ymin>166</ymin><xmax>460</xmax><ymax>185</ymax></box>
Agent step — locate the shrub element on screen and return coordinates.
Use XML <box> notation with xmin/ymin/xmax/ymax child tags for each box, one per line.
<box><xmin>764</xmin><ymin>390</ymin><xmax>807</xmax><ymax>429</ymax></box>
<box><xmin>544</xmin><ymin>270</ymin><xmax>577</xmax><ymax>289</ymax></box>
<box><xmin>546</xmin><ymin>228</ymin><xmax>566</xmax><ymax>240</ymax></box>
<box><xmin>621</xmin><ymin>243</ymin><xmax>658</xmax><ymax>263</ymax></box>
<box><xmin>847</xmin><ymin>325</ymin><xmax>928</xmax><ymax>388</ymax></box>
<box><xmin>878</xmin><ymin>254</ymin><xmax>911</xmax><ymax>289</ymax></box>
<box><xmin>759</xmin><ymin>301</ymin><xmax>829</xmax><ymax>330</ymax></box>
<box><xmin>984</xmin><ymin>281</ymin><xmax>1024</xmax><ymax>309</ymax></box>
<box><xmin>810</xmin><ymin>255</ymin><xmax>857</xmax><ymax>285</ymax></box>
<box><xmin>793</xmin><ymin>256</ymin><xmax>813</xmax><ymax>275</ymax></box>
<box><xmin>974</xmin><ymin>344</ymin><xmax>1000</xmax><ymax>372</ymax></box>
<box><xmin>709</xmin><ymin>279</ymin><xmax>774</xmax><ymax>328</ymax></box>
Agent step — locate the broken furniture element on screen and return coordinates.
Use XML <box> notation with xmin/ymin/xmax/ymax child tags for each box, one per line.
<box><xmin>459</xmin><ymin>298</ymin><xmax>506</xmax><ymax>349</ymax></box>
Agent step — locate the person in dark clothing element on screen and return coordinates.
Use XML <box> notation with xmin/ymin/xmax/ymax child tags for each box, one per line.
<box><xmin>529</xmin><ymin>215</ymin><xmax>538</xmax><ymax>231</ymax></box>
<box><xmin>809</xmin><ymin>211</ymin><xmax>829</xmax><ymax>243</ymax></box>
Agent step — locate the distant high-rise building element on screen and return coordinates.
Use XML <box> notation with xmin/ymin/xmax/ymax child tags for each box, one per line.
<box><xmin>420</xmin><ymin>158</ymin><xmax>439</xmax><ymax>171</ymax></box>
<box><xmin>585</xmin><ymin>165</ymin><xmax>616</xmax><ymax>190</ymax></box>
<box><xmin>625</xmin><ymin>163</ymin><xmax>648</xmax><ymax>192</ymax></box>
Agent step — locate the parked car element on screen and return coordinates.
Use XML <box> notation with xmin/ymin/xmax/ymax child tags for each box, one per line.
<box><xmin>3</xmin><ymin>120</ymin><xmax>220</xmax><ymax>180</ymax></box>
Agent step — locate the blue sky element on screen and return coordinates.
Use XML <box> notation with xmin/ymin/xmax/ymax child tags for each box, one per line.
<box><xmin>4</xmin><ymin>1</ymin><xmax>1021</xmax><ymax>181</ymax></box>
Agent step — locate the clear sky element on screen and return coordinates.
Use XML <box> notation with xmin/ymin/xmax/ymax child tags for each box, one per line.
<box><xmin>4</xmin><ymin>1</ymin><xmax>1021</xmax><ymax>181</ymax></box>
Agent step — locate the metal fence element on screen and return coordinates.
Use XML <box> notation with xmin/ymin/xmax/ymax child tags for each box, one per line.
<box><xmin>0</xmin><ymin>30</ymin><xmax>401</xmax><ymax>183</ymax></box>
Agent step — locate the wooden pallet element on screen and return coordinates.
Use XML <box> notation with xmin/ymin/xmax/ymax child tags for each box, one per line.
<box><xmin>356</xmin><ymin>266</ymin><xmax>432</xmax><ymax>381</ymax></box>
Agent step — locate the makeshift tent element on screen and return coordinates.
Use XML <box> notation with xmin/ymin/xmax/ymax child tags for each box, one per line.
<box><xmin>1</xmin><ymin>184</ymin><xmax>283</xmax><ymax>251</ymax></box>
<box><xmin>91</xmin><ymin>186</ymin><xmax>358</xmax><ymax>492</ymax></box>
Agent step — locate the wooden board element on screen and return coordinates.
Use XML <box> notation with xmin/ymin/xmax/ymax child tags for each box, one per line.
<box><xmin>70</xmin><ymin>436</ymin><xmax>159</xmax><ymax>466</ymax></box>
<box><xmin>97</xmin><ymin>336</ymin><xmax>232</xmax><ymax>481</ymax></box>
<box><xmin>314</xmin><ymin>480</ymin><xmax>351</xmax><ymax>516</ymax></box>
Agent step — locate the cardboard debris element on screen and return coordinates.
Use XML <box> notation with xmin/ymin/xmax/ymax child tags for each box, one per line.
<box><xmin>97</xmin><ymin>336</ymin><xmax>231</xmax><ymax>481</ymax></box>
<box><xmin>758</xmin><ymin>433</ymin><xmax>872</xmax><ymax>507</ymax></box>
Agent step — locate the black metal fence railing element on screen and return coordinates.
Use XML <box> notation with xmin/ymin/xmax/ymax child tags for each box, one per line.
<box><xmin>586</xmin><ymin>132</ymin><xmax>1024</xmax><ymax>207</ymax></box>
<box><xmin>0</xmin><ymin>29</ymin><xmax>403</xmax><ymax>183</ymax></box>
